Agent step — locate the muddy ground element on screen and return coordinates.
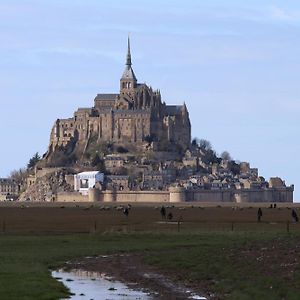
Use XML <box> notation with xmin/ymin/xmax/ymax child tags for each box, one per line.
<box><xmin>66</xmin><ymin>251</ymin><xmax>212</xmax><ymax>299</ymax></box>
<box><xmin>64</xmin><ymin>235</ymin><xmax>300</xmax><ymax>300</ymax></box>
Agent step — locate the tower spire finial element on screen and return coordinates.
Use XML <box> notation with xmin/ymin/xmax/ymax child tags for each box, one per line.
<box><xmin>126</xmin><ymin>35</ymin><xmax>132</xmax><ymax>66</ymax></box>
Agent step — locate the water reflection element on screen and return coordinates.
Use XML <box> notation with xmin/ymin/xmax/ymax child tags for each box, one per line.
<box><xmin>52</xmin><ymin>269</ymin><xmax>207</xmax><ymax>300</ymax></box>
<box><xmin>52</xmin><ymin>269</ymin><xmax>152</xmax><ymax>300</ymax></box>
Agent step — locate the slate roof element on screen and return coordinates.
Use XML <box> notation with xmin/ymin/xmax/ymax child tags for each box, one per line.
<box><xmin>0</xmin><ymin>178</ymin><xmax>15</xmax><ymax>183</ymax></box>
<box><xmin>121</xmin><ymin>66</ymin><xmax>137</xmax><ymax>81</ymax></box>
<box><xmin>94</xmin><ymin>94</ymin><xmax>118</xmax><ymax>101</ymax></box>
<box><xmin>165</xmin><ymin>105</ymin><xmax>182</xmax><ymax>115</ymax></box>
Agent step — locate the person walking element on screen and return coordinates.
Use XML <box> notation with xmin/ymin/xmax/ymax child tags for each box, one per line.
<box><xmin>160</xmin><ymin>205</ymin><xmax>166</xmax><ymax>220</ymax></box>
<box><xmin>257</xmin><ymin>207</ymin><xmax>262</xmax><ymax>222</ymax></box>
<box><xmin>292</xmin><ymin>209</ymin><xmax>299</xmax><ymax>222</ymax></box>
<box><xmin>123</xmin><ymin>207</ymin><xmax>129</xmax><ymax>218</ymax></box>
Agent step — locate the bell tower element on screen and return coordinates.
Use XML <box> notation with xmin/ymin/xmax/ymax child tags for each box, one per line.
<box><xmin>120</xmin><ymin>37</ymin><xmax>137</xmax><ymax>94</ymax></box>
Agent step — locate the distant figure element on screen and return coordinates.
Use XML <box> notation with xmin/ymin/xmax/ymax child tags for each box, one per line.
<box><xmin>270</xmin><ymin>204</ymin><xmax>273</xmax><ymax>209</ymax></box>
<box><xmin>123</xmin><ymin>207</ymin><xmax>129</xmax><ymax>217</ymax></box>
<box><xmin>167</xmin><ymin>212</ymin><xmax>173</xmax><ymax>221</ymax></box>
<box><xmin>292</xmin><ymin>209</ymin><xmax>299</xmax><ymax>222</ymax></box>
<box><xmin>274</xmin><ymin>203</ymin><xmax>277</xmax><ymax>209</ymax></box>
<box><xmin>257</xmin><ymin>208</ymin><xmax>262</xmax><ymax>222</ymax></box>
<box><xmin>160</xmin><ymin>206</ymin><xmax>166</xmax><ymax>220</ymax></box>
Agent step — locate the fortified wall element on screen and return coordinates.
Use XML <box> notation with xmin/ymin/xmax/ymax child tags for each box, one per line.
<box><xmin>56</xmin><ymin>186</ymin><xmax>294</xmax><ymax>203</ymax></box>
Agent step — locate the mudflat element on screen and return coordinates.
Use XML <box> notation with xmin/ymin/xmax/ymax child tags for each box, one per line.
<box><xmin>0</xmin><ymin>202</ymin><xmax>299</xmax><ymax>234</ymax></box>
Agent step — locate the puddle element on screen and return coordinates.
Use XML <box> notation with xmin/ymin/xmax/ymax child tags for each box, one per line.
<box><xmin>52</xmin><ymin>268</ymin><xmax>207</xmax><ymax>300</ymax></box>
<box><xmin>52</xmin><ymin>269</ymin><xmax>152</xmax><ymax>299</ymax></box>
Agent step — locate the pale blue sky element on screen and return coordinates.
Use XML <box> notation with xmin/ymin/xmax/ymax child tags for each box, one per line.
<box><xmin>0</xmin><ymin>0</ymin><xmax>299</xmax><ymax>200</ymax></box>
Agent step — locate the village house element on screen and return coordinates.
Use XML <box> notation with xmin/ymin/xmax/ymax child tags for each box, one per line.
<box><xmin>0</xmin><ymin>178</ymin><xmax>19</xmax><ymax>201</ymax></box>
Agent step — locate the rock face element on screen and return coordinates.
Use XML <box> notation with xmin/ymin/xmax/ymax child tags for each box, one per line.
<box><xmin>45</xmin><ymin>38</ymin><xmax>191</xmax><ymax>167</ymax></box>
<box><xmin>20</xmin><ymin>170</ymin><xmax>72</xmax><ymax>202</ymax></box>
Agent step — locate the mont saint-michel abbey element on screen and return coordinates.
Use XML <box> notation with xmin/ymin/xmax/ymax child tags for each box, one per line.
<box><xmin>48</xmin><ymin>38</ymin><xmax>191</xmax><ymax>155</ymax></box>
<box><xmin>11</xmin><ymin>38</ymin><xmax>292</xmax><ymax>204</ymax></box>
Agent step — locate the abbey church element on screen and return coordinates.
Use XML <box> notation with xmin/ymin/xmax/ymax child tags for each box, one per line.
<box><xmin>47</xmin><ymin>38</ymin><xmax>191</xmax><ymax>158</ymax></box>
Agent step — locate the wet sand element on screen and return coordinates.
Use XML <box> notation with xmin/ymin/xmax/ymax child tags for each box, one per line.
<box><xmin>0</xmin><ymin>202</ymin><xmax>299</xmax><ymax>234</ymax></box>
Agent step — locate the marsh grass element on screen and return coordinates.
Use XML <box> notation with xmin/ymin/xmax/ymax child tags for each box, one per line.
<box><xmin>0</xmin><ymin>232</ymin><xmax>299</xmax><ymax>299</ymax></box>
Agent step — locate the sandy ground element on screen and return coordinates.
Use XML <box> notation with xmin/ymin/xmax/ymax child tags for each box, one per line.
<box><xmin>0</xmin><ymin>202</ymin><xmax>299</xmax><ymax>234</ymax></box>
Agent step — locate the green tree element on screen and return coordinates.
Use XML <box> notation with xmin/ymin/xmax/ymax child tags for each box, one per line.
<box><xmin>229</xmin><ymin>161</ymin><xmax>241</xmax><ymax>175</ymax></box>
<box><xmin>191</xmin><ymin>138</ymin><xmax>199</xmax><ymax>147</ymax></box>
<box><xmin>202</xmin><ymin>149</ymin><xmax>220</xmax><ymax>164</ymax></box>
<box><xmin>91</xmin><ymin>153</ymin><xmax>105</xmax><ymax>172</ymax></box>
<box><xmin>116</xmin><ymin>146</ymin><xmax>128</xmax><ymax>153</ymax></box>
<box><xmin>27</xmin><ymin>153</ymin><xmax>41</xmax><ymax>169</ymax></box>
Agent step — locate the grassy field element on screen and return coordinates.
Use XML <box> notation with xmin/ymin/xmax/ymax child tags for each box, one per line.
<box><xmin>1</xmin><ymin>203</ymin><xmax>300</xmax><ymax>299</ymax></box>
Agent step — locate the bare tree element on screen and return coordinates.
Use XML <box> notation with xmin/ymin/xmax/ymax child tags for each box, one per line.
<box><xmin>10</xmin><ymin>168</ymin><xmax>28</xmax><ymax>185</ymax></box>
<box><xmin>221</xmin><ymin>151</ymin><xmax>232</xmax><ymax>161</ymax></box>
<box><xmin>199</xmin><ymin>139</ymin><xmax>212</xmax><ymax>151</ymax></box>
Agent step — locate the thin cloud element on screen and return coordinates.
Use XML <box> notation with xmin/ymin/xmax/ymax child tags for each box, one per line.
<box><xmin>0</xmin><ymin>3</ymin><xmax>34</xmax><ymax>16</ymax></box>
<box><xmin>32</xmin><ymin>47</ymin><xmax>124</xmax><ymax>62</ymax></box>
<box><xmin>270</xmin><ymin>6</ymin><xmax>300</xmax><ymax>23</ymax></box>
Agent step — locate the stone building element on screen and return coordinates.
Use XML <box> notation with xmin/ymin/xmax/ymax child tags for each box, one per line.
<box><xmin>0</xmin><ymin>178</ymin><xmax>19</xmax><ymax>200</ymax></box>
<box><xmin>105</xmin><ymin>175</ymin><xmax>129</xmax><ymax>191</ymax></box>
<box><xmin>104</xmin><ymin>155</ymin><xmax>125</xmax><ymax>169</ymax></box>
<box><xmin>47</xmin><ymin>38</ymin><xmax>191</xmax><ymax>159</ymax></box>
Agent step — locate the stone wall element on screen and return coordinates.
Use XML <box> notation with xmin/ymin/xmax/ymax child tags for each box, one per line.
<box><xmin>56</xmin><ymin>192</ymin><xmax>88</xmax><ymax>202</ymax></box>
<box><xmin>36</xmin><ymin>167</ymin><xmax>63</xmax><ymax>178</ymax></box>
<box><xmin>186</xmin><ymin>190</ymin><xmax>232</xmax><ymax>202</ymax></box>
<box><xmin>233</xmin><ymin>187</ymin><xmax>294</xmax><ymax>203</ymax></box>
<box><xmin>102</xmin><ymin>190</ymin><xmax>169</xmax><ymax>203</ymax></box>
<box><xmin>54</xmin><ymin>186</ymin><xmax>294</xmax><ymax>203</ymax></box>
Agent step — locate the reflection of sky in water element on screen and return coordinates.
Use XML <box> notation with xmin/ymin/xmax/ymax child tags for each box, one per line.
<box><xmin>52</xmin><ymin>269</ymin><xmax>207</xmax><ymax>300</ymax></box>
<box><xmin>52</xmin><ymin>269</ymin><xmax>152</xmax><ymax>300</ymax></box>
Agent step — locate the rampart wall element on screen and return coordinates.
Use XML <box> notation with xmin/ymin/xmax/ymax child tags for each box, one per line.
<box><xmin>55</xmin><ymin>187</ymin><xmax>294</xmax><ymax>203</ymax></box>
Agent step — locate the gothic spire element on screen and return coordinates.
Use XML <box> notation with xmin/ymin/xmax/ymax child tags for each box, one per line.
<box><xmin>126</xmin><ymin>36</ymin><xmax>132</xmax><ymax>66</ymax></box>
<box><xmin>120</xmin><ymin>36</ymin><xmax>137</xmax><ymax>84</ymax></box>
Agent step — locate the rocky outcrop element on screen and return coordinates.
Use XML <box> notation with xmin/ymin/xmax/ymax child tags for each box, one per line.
<box><xmin>20</xmin><ymin>170</ymin><xmax>73</xmax><ymax>202</ymax></box>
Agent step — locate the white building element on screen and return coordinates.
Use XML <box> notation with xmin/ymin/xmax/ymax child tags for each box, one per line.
<box><xmin>74</xmin><ymin>171</ymin><xmax>104</xmax><ymax>195</ymax></box>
